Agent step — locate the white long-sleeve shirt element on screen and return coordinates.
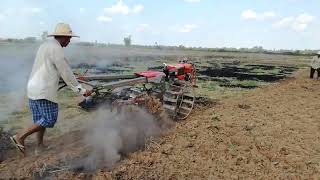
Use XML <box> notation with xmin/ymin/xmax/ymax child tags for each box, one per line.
<box><xmin>27</xmin><ymin>39</ymin><xmax>86</xmax><ymax>103</ymax></box>
<box><xmin>311</xmin><ymin>56</ymin><xmax>320</xmax><ymax>69</ymax></box>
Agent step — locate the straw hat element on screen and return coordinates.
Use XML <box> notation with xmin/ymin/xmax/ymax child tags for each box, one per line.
<box><xmin>47</xmin><ymin>23</ymin><xmax>79</xmax><ymax>37</ymax></box>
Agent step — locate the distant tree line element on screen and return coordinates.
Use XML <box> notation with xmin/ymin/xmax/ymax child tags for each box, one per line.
<box><xmin>0</xmin><ymin>35</ymin><xmax>318</xmax><ymax>56</ymax></box>
<box><xmin>0</xmin><ymin>37</ymin><xmax>39</xmax><ymax>43</ymax></box>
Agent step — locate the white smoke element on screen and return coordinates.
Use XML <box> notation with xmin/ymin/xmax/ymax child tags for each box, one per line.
<box><xmin>0</xmin><ymin>43</ymin><xmax>36</xmax><ymax>122</ymax></box>
<box><xmin>77</xmin><ymin>106</ymin><xmax>168</xmax><ymax>170</ymax></box>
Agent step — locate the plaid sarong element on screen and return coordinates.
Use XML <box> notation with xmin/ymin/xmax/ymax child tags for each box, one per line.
<box><xmin>29</xmin><ymin>99</ymin><xmax>58</xmax><ymax>128</ymax></box>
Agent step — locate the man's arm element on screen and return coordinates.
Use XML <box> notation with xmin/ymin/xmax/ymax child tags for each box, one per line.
<box><xmin>311</xmin><ymin>56</ymin><xmax>316</xmax><ymax>65</ymax></box>
<box><xmin>51</xmin><ymin>47</ymin><xmax>88</xmax><ymax>95</ymax></box>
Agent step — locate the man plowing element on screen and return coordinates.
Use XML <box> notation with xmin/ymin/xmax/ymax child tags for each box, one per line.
<box><xmin>10</xmin><ymin>23</ymin><xmax>92</xmax><ymax>156</ymax></box>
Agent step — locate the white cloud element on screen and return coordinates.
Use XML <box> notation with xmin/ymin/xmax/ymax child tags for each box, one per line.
<box><xmin>262</xmin><ymin>12</ymin><xmax>277</xmax><ymax>19</ymax></box>
<box><xmin>241</xmin><ymin>10</ymin><xmax>257</xmax><ymax>19</ymax></box>
<box><xmin>273</xmin><ymin>13</ymin><xmax>314</xmax><ymax>31</ymax></box>
<box><xmin>292</xmin><ymin>22</ymin><xmax>307</xmax><ymax>31</ymax></box>
<box><xmin>3</xmin><ymin>8</ymin><xmax>14</xmax><ymax>16</ymax></box>
<box><xmin>20</xmin><ymin>8</ymin><xmax>43</xmax><ymax>15</ymax></box>
<box><xmin>184</xmin><ymin>0</ymin><xmax>201</xmax><ymax>3</ymax></box>
<box><xmin>135</xmin><ymin>23</ymin><xmax>161</xmax><ymax>34</ymax></box>
<box><xmin>97</xmin><ymin>1</ymin><xmax>143</xmax><ymax>24</ymax></box>
<box><xmin>151</xmin><ymin>31</ymin><xmax>161</xmax><ymax>35</ymax></box>
<box><xmin>104</xmin><ymin>0</ymin><xmax>143</xmax><ymax>15</ymax></box>
<box><xmin>296</xmin><ymin>13</ymin><xmax>314</xmax><ymax>24</ymax></box>
<box><xmin>0</xmin><ymin>7</ymin><xmax>42</xmax><ymax>23</ymax></box>
<box><xmin>0</xmin><ymin>14</ymin><xmax>4</xmax><ymax>21</ymax></box>
<box><xmin>28</xmin><ymin>8</ymin><xmax>42</xmax><ymax>14</ymax></box>
<box><xmin>241</xmin><ymin>9</ymin><xmax>314</xmax><ymax>32</ymax></box>
<box><xmin>132</xmin><ymin>5</ymin><xmax>144</xmax><ymax>13</ymax></box>
<box><xmin>2</xmin><ymin>7</ymin><xmax>42</xmax><ymax>16</ymax></box>
<box><xmin>178</xmin><ymin>24</ymin><xmax>198</xmax><ymax>33</ymax></box>
<box><xmin>136</xmin><ymin>23</ymin><xmax>150</xmax><ymax>32</ymax></box>
<box><xmin>105</xmin><ymin>1</ymin><xmax>130</xmax><ymax>15</ymax></box>
<box><xmin>79</xmin><ymin>8</ymin><xmax>85</xmax><ymax>13</ymax></box>
<box><xmin>97</xmin><ymin>15</ymin><xmax>113</xmax><ymax>22</ymax></box>
<box><xmin>273</xmin><ymin>17</ymin><xmax>294</xmax><ymax>27</ymax></box>
<box><xmin>241</xmin><ymin>9</ymin><xmax>276</xmax><ymax>20</ymax></box>
<box><xmin>284</xmin><ymin>0</ymin><xmax>301</xmax><ymax>2</ymax></box>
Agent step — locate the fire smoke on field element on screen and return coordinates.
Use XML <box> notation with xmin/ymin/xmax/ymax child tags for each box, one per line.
<box><xmin>0</xmin><ymin>44</ymin><xmax>36</xmax><ymax>122</ymax></box>
<box><xmin>75</xmin><ymin>106</ymin><xmax>171</xmax><ymax>171</ymax></box>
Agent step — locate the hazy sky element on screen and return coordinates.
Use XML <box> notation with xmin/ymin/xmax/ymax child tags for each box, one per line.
<box><xmin>0</xmin><ymin>0</ymin><xmax>319</xmax><ymax>50</ymax></box>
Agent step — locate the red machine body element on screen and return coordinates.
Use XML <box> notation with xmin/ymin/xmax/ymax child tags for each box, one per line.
<box><xmin>164</xmin><ymin>63</ymin><xmax>196</xmax><ymax>86</ymax></box>
<box><xmin>134</xmin><ymin>71</ymin><xmax>164</xmax><ymax>78</ymax></box>
<box><xmin>74</xmin><ymin>59</ymin><xmax>197</xmax><ymax>120</ymax></box>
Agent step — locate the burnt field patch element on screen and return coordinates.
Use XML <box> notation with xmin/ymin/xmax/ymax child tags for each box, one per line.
<box><xmin>149</xmin><ymin>62</ymin><xmax>298</xmax><ymax>89</ymax></box>
<box><xmin>73</xmin><ymin>60</ymin><xmax>298</xmax><ymax>90</ymax></box>
<box><xmin>197</xmin><ymin>63</ymin><xmax>298</xmax><ymax>89</ymax></box>
<box><xmin>73</xmin><ymin>62</ymin><xmax>134</xmax><ymax>74</ymax></box>
<box><xmin>198</xmin><ymin>63</ymin><xmax>297</xmax><ymax>82</ymax></box>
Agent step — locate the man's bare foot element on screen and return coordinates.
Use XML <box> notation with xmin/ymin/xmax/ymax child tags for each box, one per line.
<box><xmin>10</xmin><ymin>135</ymin><xmax>26</xmax><ymax>156</ymax></box>
<box><xmin>14</xmin><ymin>135</ymin><xmax>25</xmax><ymax>147</ymax></box>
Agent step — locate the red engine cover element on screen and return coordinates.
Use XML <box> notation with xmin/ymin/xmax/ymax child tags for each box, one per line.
<box><xmin>135</xmin><ymin>70</ymin><xmax>165</xmax><ymax>78</ymax></box>
<box><xmin>166</xmin><ymin>63</ymin><xmax>194</xmax><ymax>73</ymax></box>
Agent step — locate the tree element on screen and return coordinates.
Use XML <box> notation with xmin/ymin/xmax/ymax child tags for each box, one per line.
<box><xmin>123</xmin><ymin>35</ymin><xmax>132</xmax><ymax>47</ymax></box>
<box><xmin>41</xmin><ymin>31</ymin><xmax>48</xmax><ymax>41</ymax></box>
<box><xmin>24</xmin><ymin>37</ymin><xmax>37</xmax><ymax>42</ymax></box>
<box><xmin>155</xmin><ymin>42</ymin><xmax>161</xmax><ymax>49</ymax></box>
<box><xmin>179</xmin><ymin>44</ymin><xmax>185</xmax><ymax>49</ymax></box>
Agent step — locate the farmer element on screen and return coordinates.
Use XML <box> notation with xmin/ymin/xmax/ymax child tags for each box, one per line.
<box><xmin>310</xmin><ymin>51</ymin><xmax>320</xmax><ymax>79</ymax></box>
<box><xmin>10</xmin><ymin>23</ymin><xmax>91</xmax><ymax>156</ymax></box>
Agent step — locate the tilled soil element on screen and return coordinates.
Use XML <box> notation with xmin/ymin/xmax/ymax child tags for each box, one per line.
<box><xmin>107</xmin><ymin>69</ymin><xmax>320</xmax><ymax>179</ymax></box>
<box><xmin>1</xmin><ymin>69</ymin><xmax>320</xmax><ymax>179</ymax></box>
